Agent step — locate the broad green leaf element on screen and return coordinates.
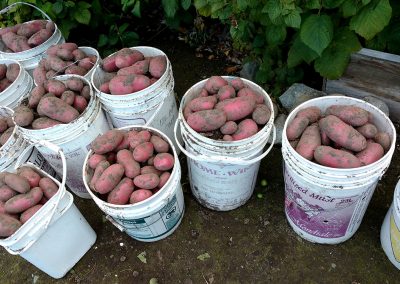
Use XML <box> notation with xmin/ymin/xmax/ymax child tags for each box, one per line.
<box><xmin>77</xmin><ymin>1</ymin><xmax>91</xmax><ymax>9</ymax></box>
<box><xmin>73</xmin><ymin>8</ymin><xmax>90</xmax><ymax>25</ymax></box>
<box><xmin>181</xmin><ymin>0</ymin><xmax>191</xmax><ymax>10</ymax></box>
<box><xmin>305</xmin><ymin>0</ymin><xmax>321</xmax><ymax>9</ymax></box>
<box><xmin>162</xmin><ymin>0</ymin><xmax>178</xmax><ymax>18</ymax></box>
<box><xmin>197</xmin><ymin>253</ymin><xmax>210</xmax><ymax>261</ymax></box>
<box><xmin>334</xmin><ymin>28</ymin><xmax>361</xmax><ymax>53</ymax></box>
<box><xmin>287</xmin><ymin>35</ymin><xmax>319</xmax><ymax>67</ymax></box>
<box><xmin>97</xmin><ymin>34</ymin><xmax>108</xmax><ymax>47</ymax></box>
<box><xmin>322</xmin><ymin>0</ymin><xmax>345</xmax><ymax>8</ymax></box>
<box><xmin>350</xmin><ymin>0</ymin><xmax>392</xmax><ymax>40</ymax></box>
<box><xmin>300</xmin><ymin>14</ymin><xmax>333</xmax><ymax>55</ymax></box>
<box><xmin>263</xmin><ymin>0</ymin><xmax>282</xmax><ymax>21</ymax></box>
<box><xmin>362</xmin><ymin>0</ymin><xmax>371</xmax><ymax>5</ymax></box>
<box><xmin>266</xmin><ymin>25</ymin><xmax>287</xmax><ymax>45</ymax></box>
<box><xmin>65</xmin><ymin>1</ymin><xmax>75</xmax><ymax>8</ymax></box>
<box><xmin>253</xmin><ymin>34</ymin><xmax>265</xmax><ymax>48</ymax></box>
<box><xmin>217</xmin><ymin>6</ymin><xmax>232</xmax><ymax>20</ymax></box>
<box><xmin>210</xmin><ymin>2</ymin><xmax>226</xmax><ymax>15</ymax></box>
<box><xmin>194</xmin><ymin>0</ymin><xmax>211</xmax><ymax>16</ymax></box>
<box><xmin>284</xmin><ymin>8</ymin><xmax>301</xmax><ymax>28</ymax></box>
<box><xmin>237</xmin><ymin>0</ymin><xmax>248</xmax><ymax>10</ymax></box>
<box><xmin>119</xmin><ymin>23</ymin><xmax>129</xmax><ymax>33</ymax></box>
<box><xmin>131</xmin><ymin>1</ymin><xmax>141</xmax><ymax>17</ymax></box>
<box><xmin>341</xmin><ymin>0</ymin><xmax>358</xmax><ymax>17</ymax></box>
<box><xmin>314</xmin><ymin>45</ymin><xmax>350</xmax><ymax>79</ymax></box>
<box><xmin>52</xmin><ymin>2</ymin><xmax>63</xmax><ymax>14</ymax></box>
<box><xmin>121</xmin><ymin>31</ymin><xmax>139</xmax><ymax>46</ymax></box>
<box><xmin>108</xmin><ymin>31</ymin><xmax>119</xmax><ymax>45</ymax></box>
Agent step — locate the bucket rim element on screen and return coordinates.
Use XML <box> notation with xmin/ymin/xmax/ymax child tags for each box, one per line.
<box><xmin>0</xmin><ymin>59</ymin><xmax>25</xmax><ymax>94</ymax></box>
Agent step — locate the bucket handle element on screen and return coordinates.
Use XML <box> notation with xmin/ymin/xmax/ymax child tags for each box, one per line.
<box><xmin>0</xmin><ymin>2</ymin><xmax>52</xmax><ymax>21</ymax></box>
<box><xmin>174</xmin><ymin>119</ymin><xmax>276</xmax><ymax>166</ymax></box>
<box><xmin>5</xmin><ymin>140</ymin><xmax>67</xmax><ymax>255</ymax></box>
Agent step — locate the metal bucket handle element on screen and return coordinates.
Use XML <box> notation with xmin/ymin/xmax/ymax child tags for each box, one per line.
<box><xmin>174</xmin><ymin>119</ymin><xmax>276</xmax><ymax>166</ymax></box>
<box><xmin>0</xmin><ymin>2</ymin><xmax>52</xmax><ymax>21</ymax></box>
<box><xmin>4</xmin><ymin>140</ymin><xmax>67</xmax><ymax>255</ymax></box>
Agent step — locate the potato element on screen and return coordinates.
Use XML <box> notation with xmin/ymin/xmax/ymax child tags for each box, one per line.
<box><xmin>17</xmin><ymin>167</ymin><xmax>41</xmax><ymax>188</ymax></box>
<box><xmin>95</xmin><ymin>164</ymin><xmax>125</xmax><ymax>194</ymax></box>
<box><xmin>59</xmin><ymin>42</ymin><xmax>78</xmax><ymax>51</ymax></box>
<box><xmin>0</xmin><ymin>78</ymin><xmax>11</xmax><ymax>92</ymax></box>
<box><xmin>65</xmin><ymin>77</ymin><xmax>84</xmax><ymax>92</ymax></box>
<box><xmin>117</xmin><ymin>59</ymin><xmax>149</xmax><ymax>76</ymax></box>
<box><xmin>215</xmin><ymin>96</ymin><xmax>256</xmax><ymax>121</ymax></box>
<box><xmin>286</xmin><ymin>117</ymin><xmax>309</xmax><ymax>140</ymax></box>
<box><xmin>128</xmin><ymin>130</ymin><xmax>151</xmax><ymax>148</ymax></box>
<box><xmin>252</xmin><ymin>104</ymin><xmax>271</xmax><ymax>125</ymax></box>
<box><xmin>154</xmin><ymin>153</ymin><xmax>174</xmax><ymax>171</ymax></box>
<box><xmin>90</xmin><ymin>161</ymin><xmax>110</xmax><ymax>191</ymax></box>
<box><xmin>73</xmin><ymin>96</ymin><xmax>88</xmax><ymax>113</ymax></box>
<box><xmin>81</xmin><ymin>85</ymin><xmax>91</xmax><ymax>100</ymax></box>
<box><xmin>187</xmin><ymin>109</ymin><xmax>227</xmax><ymax>132</ymax></box>
<box><xmin>56</xmin><ymin>48</ymin><xmax>74</xmax><ymax>61</ymax></box>
<box><xmin>188</xmin><ymin>96</ymin><xmax>217</xmax><ymax>112</ymax></box>
<box><xmin>356</xmin><ymin>142</ymin><xmax>384</xmax><ymax>165</ymax></box>
<box><xmin>0</xmin><ymin>118</ymin><xmax>7</xmax><ymax>132</ymax></box>
<box><xmin>374</xmin><ymin>132</ymin><xmax>391</xmax><ymax>152</ymax></box>
<box><xmin>158</xmin><ymin>172</ymin><xmax>171</xmax><ymax>189</ymax></box>
<box><xmin>232</xmin><ymin>119</ymin><xmax>258</xmax><ymax>141</ymax></box>
<box><xmin>320</xmin><ymin>130</ymin><xmax>331</xmax><ymax>146</ymax></box>
<box><xmin>13</xmin><ymin>105</ymin><xmax>34</xmax><ymax>127</ymax></box>
<box><xmin>133</xmin><ymin>142</ymin><xmax>154</xmax><ymax>163</ymax></box>
<box><xmin>6</xmin><ymin>63</ymin><xmax>20</xmax><ymax>82</ymax></box>
<box><xmin>37</xmin><ymin>97</ymin><xmax>80</xmax><ymax>123</ymax></box>
<box><xmin>46</xmin><ymin>21</ymin><xmax>55</xmax><ymax>32</ymax></box>
<box><xmin>197</xmin><ymin>88</ymin><xmax>209</xmax><ymax>98</ymax></box>
<box><xmin>32</xmin><ymin>117</ymin><xmax>62</xmax><ymax>129</ymax></box>
<box><xmin>107</xmin><ymin>178</ymin><xmax>134</xmax><ymax>205</ymax></box>
<box><xmin>33</xmin><ymin>66</ymin><xmax>47</xmax><ymax>85</ymax></box>
<box><xmin>20</xmin><ymin>204</ymin><xmax>43</xmax><ymax>224</ymax></box>
<box><xmin>4</xmin><ymin>173</ymin><xmax>30</xmax><ymax>194</ymax></box>
<box><xmin>220</xmin><ymin>121</ymin><xmax>238</xmax><ymax>135</ymax></box>
<box><xmin>17</xmin><ymin>20</ymin><xmax>47</xmax><ymax>37</ymax></box>
<box><xmin>0</xmin><ymin>201</ymin><xmax>5</xmax><ymax>214</ymax></box>
<box><xmin>5</xmin><ymin>187</ymin><xmax>43</xmax><ymax>214</ymax></box>
<box><xmin>72</xmin><ymin>49</ymin><xmax>86</xmax><ymax>61</ymax></box>
<box><xmin>319</xmin><ymin>115</ymin><xmax>367</xmax><ymax>152</ymax></box>
<box><xmin>150</xmin><ymin>135</ymin><xmax>169</xmax><ymax>153</ymax></box>
<box><xmin>289</xmin><ymin>139</ymin><xmax>299</xmax><ymax>149</ymax></box>
<box><xmin>28</xmin><ymin>85</ymin><xmax>45</xmax><ymax>108</ymax></box>
<box><xmin>217</xmin><ymin>85</ymin><xmax>236</xmax><ymax>101</ymax></box>
<box><xmin>230</xmin><ymin>78</ymin><xmax>245</xmax><ymax>91</ymax></box>
<box><xmin>78</xmin><ymin>57</ymin><xmax>95</xmax><ymax>70</ymax></box>
<box><xmin>314</xmin><ymin>146</ymin><xmax>362</xmax><ymax>168</ymax></box>
<box><xmin>356</xmin><ymin>123</ymin><xmax>378</xmax><ymax>139</ymax></box>
<box><xmin>130</xmin><ymin>189</ymin><xmax>153</xmax><ymax>204</ymax></box>
<box><xmin>140</xmin><ymin>166</ymin><xmax>162</xmax><ymax>176</ymax></box>
<box><xmin>2</xmin><ymin>32</ymin><xmax>30</xmax><ymax>52</ymax></box>
<box><xmin>65</xmin><ymin>65</ymin><xmax>87</xmax><ymax>76</ymax></box>
<box><xmin>326</xmin><ymin>105</ymin><xmax>369</xmax><ymax>127</ymax></box>
<box><xmin>237</xmin><ymin>87</ymin><xmax>264</xmax><ymax>104</ymax></box>
<box><xmin>109</xmin><ymin>74</ymin><xmax>151</xmax><ymax>95</ymax></box>
<box><xmin>61</xmin><ymin>90</ymin><xmax>75</xmax><ymax>105</ymax></box>
<box><xmin>102</xmin><ymin>54</ymin><xmax>118</xmax><ymax>72</ymax></box>
<box><xmin>296</xmin><ymin>107</ymin><xmax>321</xmax><ymax>123</ymax></box>
<box><xmin>0</xmin><ymin>64</ymin><xmax>6</xmax><ymax>79</ymax></box>
<box><xmin>133</xmin><ymin>173</ymin><xmax>160</xmax><ymax>190</ymax></box>
<box><xmin>296</xmin><ymin>124</ymin><xmax>321</xmax><ymax>160</ymax></box>
<box><xmin>88</xmin><ymin>154</ymin><xmax>107</xmax><ymax>169</ymax></box>
<box><xmin>0</xmin><ymin>185</ymin><xmax>17</xmax><ymax>202</ymax></box>
<box><xmin>27</xmin><ymin>29</ymin><xmax>52</xmax><ymax>46</ymax></box>
<box><xmin>204</xmin><ymin>76</ymin><xmax>228</xmax><ymax>94</ymax></box>
<box><xmin>149</xmin><ymin>55</ymin><xmax>167</xmax><ymax>78</ymax></box>
<box><xmin>0</xmin><ymin>127</ymin><xmax>14</xmax><ymax>145</ymax></box>
<box><xmin>91</xmin><ymin>129</ymin><xmax>125</xmax><ymax>154</ymax></box>
<box><xmin>100</xmin><ymin>82</ymin><xmax>110</xmax><ymax>93</ymax></box>
<box><xmin>39</xmin><ymin>177</ymin><xmax>59</xmax><ymax>199</ymax></box>
<box><xmin>115</xmin><ymin>49</ymin><xmax>144</xmax><ymax>69</ymax></box>
<box><xmin>117</xmin><ymin>149</ymin><xmax>141</xmax><ymax>178</ymax></box>
<box><xmin>0</xmin><ymin>213</ymin><xmax>22</xmax><ymax>237</ymax></box>
<box><xmin>46</xmin><ymin>55</ymin><xmax>68</xmax><ymax>72</ymax></box>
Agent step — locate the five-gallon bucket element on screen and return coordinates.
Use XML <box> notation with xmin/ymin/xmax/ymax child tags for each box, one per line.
<box><xmin>90</xmin><ymin>46</ymin><xmax>179</xmax><ymax>150</ymax></box>
<box><xmin>16</xmin><ymin>75</ymin><xmax>110</xmax><ymax>198</ymax></box>
<box><xmin>0</xmin><ymin>2</ymin><xmax>65</xmax><ymax>74</ymax></box>
<box><xmin>174</xmin><ymin>76</ymin><xmax>276</xmax><ymax>211</ymax></box>
<box><xmin>381</xmin><ymin>179</ymin><xmax>400</xmax><ymax>270</ymax></box>
<box><xmin>282</xmin><ymin>96</ymin><xmax>396</xmax><ymax>244</ymax></box>
<box><xmin>0</xmin><ymin>59</ymin><xmax>33</xmax><ymax>109</ymax></box>
<box><xmin>0</xmin><ymin>141</ymin><xmax>97</xmax><ymax>279</ymax></box>
<box><xmin>83</xmin><ymin>125</ymin><xmax>185</xmax><ymax>242</ymax></box>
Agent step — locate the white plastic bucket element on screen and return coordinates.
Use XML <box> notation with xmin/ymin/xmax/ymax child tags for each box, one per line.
<box><xmin>0</xmin><ymin>59</ymin><xmax>33</xmax><ymax>109</ymax></box>
<box><xmin>90</xmin><ymin>46</ymin><xmax>179</xmax><ymax>150</ymax></box>
<box><xmin>17</xmin><ymin>75</ymin><xmax>110</xmax><ymax>198</ymax></box>
<box><xmin>174</xmin><ymin>76</ymin><xmax>276</xmax><ymax>211</ymax></box>
<box><xmin>282</xmin><ymin>96</ymin><xmax>396</xmax><ymax>244</ymax></box>
<box><xmin>83</xmin><ymin>125</ymin><xmax>185</xmax><ymax>242</ymax></box>
<box><xmin>0</xmin><ymin>2</ymin><xmax>65</xmax><ymax>74</ymax></box>
<box><xmin>381</xmin><ymin>179</ymin><xmax>400</xmax><ymax>270</ymax></box>
<box><xmin>0</xmin><ymin>141</ymin><xmax>96</xmax><ymax>279</ymax></box>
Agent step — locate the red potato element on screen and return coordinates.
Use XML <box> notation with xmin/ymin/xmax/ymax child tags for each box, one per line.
<box><xmin>6</xmin><ymin>117</ymin><xmax>14</xmax><ymax>127</ymax></box>
<box><xmin>46</xmin><ymin>55</ymin><xmax>68</xmax><ymax>72</ymax></box>
<box><xmin>59</xmin><ymin>42</ymin><xmax>78</xmax><ymax>51</ymax></box>
<box><xmin>117</xmin><ymin>149</ymin><xmax>141</xmax><ymax>178</ymax></box>
<box><xmin>130</xmin><ymin>189</ymin><xmax>153</xmax><ymax>204</ymax></box>
<box><xmin>46</xmin><ymin>21</ymin><xmax>55</xmax><ymax>33</ymax></box>
<box><xmin>115</xmin><ymin>132</ymin><xmax>130</xmax><ymax>151</ymax></box>
<box><xmin>90</xmin><ymin>161</ymin><xmax>110</xmax><ymax>191</ymax></box>
<box><xmin>32</xmin><ymin>117</ymin><xmax>62</xmax><ymax>129</ymax></box>
<box><xmin>115</xmin><ymin>49</ymin><xmax>144</xmax><ymax>69</ymax></box>
<box><xmin>356</xmin><ymin>142</ymin><xmax>384</xmax><ymax>165</ymax></box>
<box><xmin>232</xmin><ymin>119</ymin><xmax>258</xmax><ymax>141</ymax></box>
<box><xmin>133</xmin><ymin>173</ymin><xmax>160</xmax><ymax>190</ymax></box>
<box><xmin>6</xmin><ymin>63</ymin><xmax>20</xmax><ymax>82</ymax></box>
<box><xmin>37</xmin><ymin>97</ymin><xmax>80</xmax><ymax>123</ymax></box>
<box><xmin>0</xmin><ymin>201</ymin><xmax>5</xmax><ymax>214</ymax></box>
<box><xmin>286</xmin><ymin>117</ymin><xmax>310</xmax><ymax>140</ymax></box>
<box><xmin>296</xmin><ymin>124</ymin><xmax>322</xmax><ymax>160</ymax></box>
<box><xmin>215</xmin><ymin>96</ymin><xmax>256</xmax><ymax>121</ymax></box>
<box><xmin>187</xmin><ymin>109</ymin><xmax>227</xmax><ymax>132</ymax></box>
<box><xmin>61</xmin><ymin>90</ymin><xmax>75</xmax><ymax>105</ymax></box>
<box><xmin>252</xmin><ymin>104</ymin><xmax>271</xmax><ymax>125</ymax></box>
<box><xmin>0</xmin><ymin>64</ymin><xmax>6</xmax><ymax>79</ymax></box>
<box><xmin>100</xmin><ymin>82</ymin><xmax>110</xmax><ymax>93</ymax></box>
<box><xmin>326</xmin><ymin>105</ymin><xmax>369</xmax><ymax>127</ymax></box>
<box><xmin>39</xmin><ymin>177</ymin><xmax>59</xmax><ymax>199</ymax></box>
<box><xmin>0</xmin><ymin>213</ymin><xmax>22</xmax><ymax>237</ymax></box>
<box><xmin>73</xmin><ymin>96</ymin><xmax>88</xmax><ymax>113</ymax></box>
<box><xmin>147</xmin><ymin>156</ymin><xmax>155</xmax><ymax>166</ymax></box>
<box><xmin>81</xmin><ymin>85</ymin><xmax>91</xmax><ymax>100</ymax></box>
<box><xmin>65</xmin><ymin>65</ymin><xmax>87</xmax><ymax>76</ymax></box>
<box><xmin>72</xmin><ymin>49</ymin><xmax>86</xmax><ymax>61</ymax></box>
<box><xmin>65</xmin><ymin>77</ymin><xmax>84</xmax><ymax>92</ymax></box>
<box><xmin>149</xmin><ymin>55</ymin><xmax>167</xmax><ymax>78</ymax></box>
<box><xmin>109</xmin><ymin>74</ymin><xmax>151</xmax><ymax>95</ymax></box>
<box><xmin>0</xmin><ymin>118</ymin><xmax>7</xmax><ymax>132</ymax></box>
<box><xmin>197</xmin><ymin>88</ymin><xmax>209</xmax><ymax>98</ymax></box>
<box><xmin>158</xmin><ymin>171</ymin><xmax>171</xmax><ymax>189</ymax></box>
<box><xmin>128</xmin><ymin>130</ymin><xmax>152</xmax><ymax>148</ymax></box>
<box><xmin>220</xmin><ymin>121</ymin><xmax>238</xmax><ymax>135</ymax></box>
<box><xmin>314</xmin><ymin>146</ymin><xmax>362</xmax><ymax>168</ymax></box>
<box><xmin>28</xmin><ymin>85</ymin><xmax>45</xmax><ymax>108</ymax></box>
<box><xmin>4</xmin><ymin>173</ymin><xmax>30</xmax><ymax>194</ymax></box>
<box><xmin>0</xmin><ymin>127</ymin><xmax>14</xmax><ymax>145</ymax></box>
<box><xmin>188</xmin><ymin>96</ymin><xmax>217</xmax><ymax>112</ymax></box>
<box><xmin>150</xmin><ymin>135</ymin><xmax>169</xmax><ymax>153</ymax></box>
<box><xmin>237</xmin><ymin>88</ymin><xmax>264</xmax><ymax>104</ymax></box>
<box><xmin>5</xmin><ymin>187</ymin><xmax>43</xmax><ymax>214</ymax></box>
<box><xmin>183</xmin><ymin>105</ymin><xmax>193</xmax><ymax>120</ymax></box>
<box><xmin>102</xmin><ymin>54</ymin><xmax>118</xmax><ymax>72</ymax></box>
<box><xmin>13</xmin><ymin>106</ymin><xmax>34</xmax><ymax>127</ymax></box>
<box><xmin>296</xmin><ymin>107</ymin><xmax>321</xmax><ymax>123</ymax></box>
<box><xmin>56</xmin><ymin>48</ymin><xmax>74</xmax><ymax>61</ymax></box>
<box><xmin>133</xmin><ymin>142</ymin><xmax>154</xmax><ymax>163</ymax></box>
<box><xmin>289</xmin><ymin>139</ymin><xmax>299</xmax><ymax>149</ymax></box>
<box><xmin>95</xmin><ymin>164</ymin><xmax>125</xmax><ymax>194</ymax></box>
<box><xmin>17</xmin><ymin>20</ymin><xmax>47</xmax><ymax>37</ymax></box>
<box><xmin>106</xmin><ymin>152</ymin><xmax>116</xmax><ymax>164</ymax></box>
<box><xmin>0</xmin><ymin>185</ymin><xmax>17</xmax><ymax>202</ymax></box>
<box><xmin>107</xmin><ymin>178</ymin><xmax>135</xmax><ymax>205</ymax></box>
<box><xmin>17</xmin><ymin>167</ymin><xmax>41</xmax><ymax>188</ymax></box>
<box><xmin>204</xmin><ymin>76</ymin><xmax>228</xmax><ymax>94</ymax></box>
<box><xmin>319</xmin><ymin>115</ymin><xmax>367</xmax><ymax>152</ymax></box>
<box><xmin>78</xmin><ymin>57</ymin><xmax>94</xmax><ymax>70</ymax></box>
<box><xmin>88</xmin><ymin>154</ymin><xmax>107</xmax><ymax>169</ymax></box>
<box><xmin>2</xmin><ymin>32</ymin><xmax>30</xmax><ymax>52</ymax></box>
<box><xmin>154</xmin><ymin>153</ymin><xmax>174</xmax><ymax>171</ymax></box>
<box><xmin>33</xmin><ymin>66</ymin><xmax>47</xmax><ymax>85</ymax></box>
<box><xmin>117</xmin><ymin>59</ymin><xmax>150</xmax><ymax>76</ymax></box>
<box><xmin>20</xmin><ymin>204</ymin><xmax>43</xmax><ymax>224</ymax></box>
<box><xmin>223</xmin><ymin>134</ymin><xmax>233</xmax><ymax>141</ymax></box>
<box><xmin>140</xmin><ymin>166</ymin><xmax>162</xmax><ymax>176</ymax></box>
<box><xmin>230</xmin><ymin>78</ymin><xmax>245</xmax><ymax>91</ymax></box>
<box><xmin>356</xmin><ymin>123</ymin><xmax>378</xmax><ymax>139</ymax></box>
<box><xmin>320</xmin><ymin>130</ymin><xmax>331</xmax><ymax>146</ymax></box>
<box><xmin>217</xmin><ymin>85</ymin><xmax>236</xmax><ymax>101</ymax></box>
<box><xmin>374</xmin><ymin>132</ymin><xmax>391</xmax><ymax>152</ymax></box>
<box><xmin>0</xmin><ymin>78</ymin><xmax>12</xmax><ymax>92</ymax></box>
<box><xmin>91</xmin><ymin>129</ymin><xmax>125</xmax><ymax>154</ymax></box>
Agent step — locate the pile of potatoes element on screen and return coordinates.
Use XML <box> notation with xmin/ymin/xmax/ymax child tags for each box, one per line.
<box><xmin>98</xmin><ymin>48</ymin><xmax>167</xmax><ymax>95</ymax></box>
<box><xmin>0</xmin><ymin>63</ymin><xmax>20</xmax><ymax>92</ymax></box>
<box><xmin>87</xmin><ymin>129</ymin><xmax>174</xmax><ymax>205</ymax></box>
<box><xmin>0</xmin><ymin>20</ymin><xmax>55</xmax><ymax>53</ymax></box>
<box><xmin>183</xmin><ymin>76</ymin><xmax>271</xmax><ymax>141</ymax></box>
<box><xmin>0</xmin><ymin>167</ymin><xmax>59</xmax><ymax>238</ymax></box>
<box><xmin>33</xmin><ymin>42</ymin><xmax>98</xmax><ymax>85</ymax></box>
<box><xmin>0</xmin><ymin>114</ymin><xmax>15</xmax><ymax>146</ymax></box>
<box><xmin>286</xmin><ymin>104</ymin><xmax>391</xmax><ymax>168</ymax></box>
<box><xmin>13</xmin><ymin>76</ymin><xmax>90</xmax><ymax>129</ymax></box>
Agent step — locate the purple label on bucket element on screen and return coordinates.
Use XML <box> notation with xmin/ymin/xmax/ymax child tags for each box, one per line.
<box><xmin>284</xmin><ymin>166</ymin><xmax>358</xmax><ymax>239</ymax></box>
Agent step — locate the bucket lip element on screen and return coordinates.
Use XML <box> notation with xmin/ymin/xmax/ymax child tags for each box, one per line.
<box><xmin>178</xmin><ymin>75</ymin><xmax>275</xmax><ymax>146</ymax></box>
<box><xmin>0</xmin><ymin>20</ymin><xmax>60</xmax><ymax>57</ymax></box>
<box><xmin>82</xmin><ymin>125</ymin><xmax>180</xmax><ymax>209</ymax></box>
<box><xmin>91</xmin><ymin>46</ymin><xmax>171</xmax><ymax>99</ymax></box>
<box><xmin>0</xmin><ymin>58</ymin><xmax>24</xmax><ymax>94</ymax></box>
<box><xmin>282</xmin><ymin>95</ymin><xmax>397</xmax><ymax>172</ymax></box>
<box><xmin>0</xmin><ymin>106</ymin><xmax>20</xmax><ymax>151</ymax></box>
